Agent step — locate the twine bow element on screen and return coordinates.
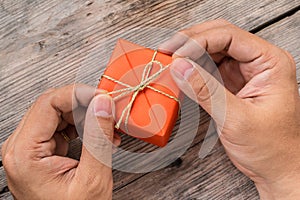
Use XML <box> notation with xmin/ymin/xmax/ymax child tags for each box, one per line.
<box><xmin>102</xmin><ymin>50</ymin><xmax>179</xmax><ymax>134</ymax></box>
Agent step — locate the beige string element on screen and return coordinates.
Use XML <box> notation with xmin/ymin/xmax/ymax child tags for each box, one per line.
<box><xmin>101</xmin><ymin>50</ymin><xmax>179</xmax><ymax>134</ymax></box>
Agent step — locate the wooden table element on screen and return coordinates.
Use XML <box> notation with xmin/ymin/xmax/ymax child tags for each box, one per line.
<box><xmin>0</xmin><ymin>0</ymin><xmax>299</xmax><ymax>199</ymax></box>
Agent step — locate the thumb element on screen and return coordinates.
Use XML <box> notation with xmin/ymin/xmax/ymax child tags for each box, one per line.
<box><xmin>76</xmin><ymin>94</ymin><xmax>115</xmax><ymax>180</ymax></box>
<box><xmin>170</xmin><ymin>58</ymin><xmax>240</xmax><ymax>127</ymax></box>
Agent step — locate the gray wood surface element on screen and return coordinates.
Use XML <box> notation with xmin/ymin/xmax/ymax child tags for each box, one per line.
<box><xmin>0</xmin><ymin>0</ymin><xmax>299</xmax><ymax>199</ymax></box>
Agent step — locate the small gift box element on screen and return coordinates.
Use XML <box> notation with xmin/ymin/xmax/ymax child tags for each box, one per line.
<box><xmin>98</xmin><ymin>39</ymin><xmax>181</xmax><ymax>147</ymax></box>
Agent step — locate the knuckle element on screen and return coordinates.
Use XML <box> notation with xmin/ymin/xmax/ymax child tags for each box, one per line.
<box><xmin>284</xmin><ymin>50</ymin><xmax>296</xmax><ymax>65</ymax></box>
<box><xmin>63</xmin><ymin>84</ymin><xmax>76</xmax><ymax>92</ymax></box>
<box><xmin>35</xmin><ymin>89</ymin><xmax>56</xmax><ymax>104</ymax></box>
<box><xmin>44</xmin><ymin>88</ymin><xmax>56</xmax><ymax>94</ymax></box>
<box><xmin>2</xmin><ymin>150</ymin><xmax>16</xmax><ymax>175</ymax></box>
<box><xmin>283</xmin><ymin>50</ymin><xmax>294</xmax><ymax>60</ymax></box>
<box><xmin>178</xmin><ymin>28</ymin><xmax>193</xmax><ymax>37</ymax></box>
<box><xmin>282</xmin><ymin>50</ymin><xmax>296</xmax><ymax>73</ymax></box>
<box><xmin>225</xmin><ymin>23</ymin><xmax>238</xmax><ymax>31</ymax></box>
<box><xmin>222</xmin><ymin>22</ymin><xmax>240</xmax><ymax>32</ymax></box>
<box><xmin>215</xmin><ymin>18</ymin><xmax>231</xmax><ymax>25</ymax></box>
<box><xmin>190</xmin><ymin>34</ymin><xmax>199</xmax><ymax>41</ymax></box>
<box><xmin>189</xmin><ymin>34</ymin><xmax>205</xmax><ymax>47</ymax></box>
<box><xmin>178</xmin><ymin>28</ymin><xmax>188</xmax><ymax>34</ymax></box>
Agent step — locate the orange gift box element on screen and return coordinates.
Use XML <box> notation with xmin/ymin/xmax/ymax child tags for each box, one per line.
<box><xmin>98</xmin><ymin>39</ymin><xmax>181</xmax><ymax>147</ymax></box>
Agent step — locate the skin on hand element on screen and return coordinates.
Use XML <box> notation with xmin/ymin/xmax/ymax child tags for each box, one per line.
<box><xmin>159</xmin><ymin>19</ymin><xmax>300</xmax><ymax>199</ymax></box>
<box><xmin>1</xmin><ymin>84</ymin><xmax>121</xmax><ymax>200</ymax></box>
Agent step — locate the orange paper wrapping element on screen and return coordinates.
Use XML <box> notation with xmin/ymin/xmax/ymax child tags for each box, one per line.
<box><xmin>98</xmin><ymin>39</ymin><xmax>181</xmax><ymax>147</ymax></box>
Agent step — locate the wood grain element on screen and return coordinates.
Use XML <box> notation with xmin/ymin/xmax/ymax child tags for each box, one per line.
<box><xmin>0</xmin><ymin>192</ymin><xmax>13</xmax><ymax>200</ymax></box>
<box><xmin>0</xmin><ymin>167</ymin><xmax>8</xmax><ymax>195</ymax></box>
<box><xmin>0</xmin><ymin>0</ymin><xmax>299</xmax><ymax>199</ymax></box>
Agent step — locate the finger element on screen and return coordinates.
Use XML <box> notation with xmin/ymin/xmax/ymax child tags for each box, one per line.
<box><xmin>75</xmin><ymin>94</ymin><xmax>115</xmax><ymax>183</ymax></box>
<box><xmin>171</xmin><ymin>42</ymin><xmax>226</xmax><ymax>99</ymax></box>
<box><xmin>20</xmin><ymin>84</ymin><xmax>100</xmax><ymax>143</ymax></box>
<box><xmin>184</xmin><ymin>18</ymin><xmax>231</xmax><ymax>34</ymax></box>
<box><xmin>2</xmin><ymin>106</ymin><xmax>34</xmax><ymax>156</ymax></box>
<box><xmin>158</xmin><ymin>33</ymin><xmax>189</xmax><ymax>55</ymax></box>
<box><xmin>158</xmin><ymin>19</ymin><xmax>230</xmax><ymax>54</ymax></box>
<box><xmin>174</xmin><ymin>24</ymin><xmax>269</xmax><ymax>63</ymax></box>
<box><xmin>23</xmin><ymin>137</ymin><xmax>57</xmax><ymax>158</ymax></box>
<box><xmin>170</xmin><ymin>58</ymin><xmax>244</xmax><ymax>127</ymax></box>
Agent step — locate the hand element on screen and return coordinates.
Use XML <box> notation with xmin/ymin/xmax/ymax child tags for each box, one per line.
<box><xmin>1</xmin><ymin>84</ymin><xmax>120</xmax><ymax>200</ymax></box>
<box><xmin>159</xmin><ymin>19</ymin><xmax>300</xmax><ymax>199</ymax></box>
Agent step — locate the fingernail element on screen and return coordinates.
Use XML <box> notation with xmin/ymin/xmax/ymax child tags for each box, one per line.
<box><xmin>170</xmin><ymin>58</ymin><xmax>194</xmax><ymax>80</ymax></box>
<box><xmin>94</xmin><ymin>94</ymin><xmax>113</xmax><ymax>117</ymax></box>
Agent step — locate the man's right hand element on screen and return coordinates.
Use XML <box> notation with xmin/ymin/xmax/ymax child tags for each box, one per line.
<box><xmin>159</xmin><ymin>19</ymin><xmax>300</xmax><ymax>199</ymax></box>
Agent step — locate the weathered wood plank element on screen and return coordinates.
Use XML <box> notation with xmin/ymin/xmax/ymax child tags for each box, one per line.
<box><xmin>0</xmin><ymin>167</ymin><xmax>8</xmax><ymax>195</ymax></box>
<box><xmin>0</xmin><ymin>192</ymin><xmax>13</xmax><ymax>200</ymax></box>
<box><xmin>0</xmin><ymin>0</ymin><xmax>299</xmax><ymax>199</ymax></box>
